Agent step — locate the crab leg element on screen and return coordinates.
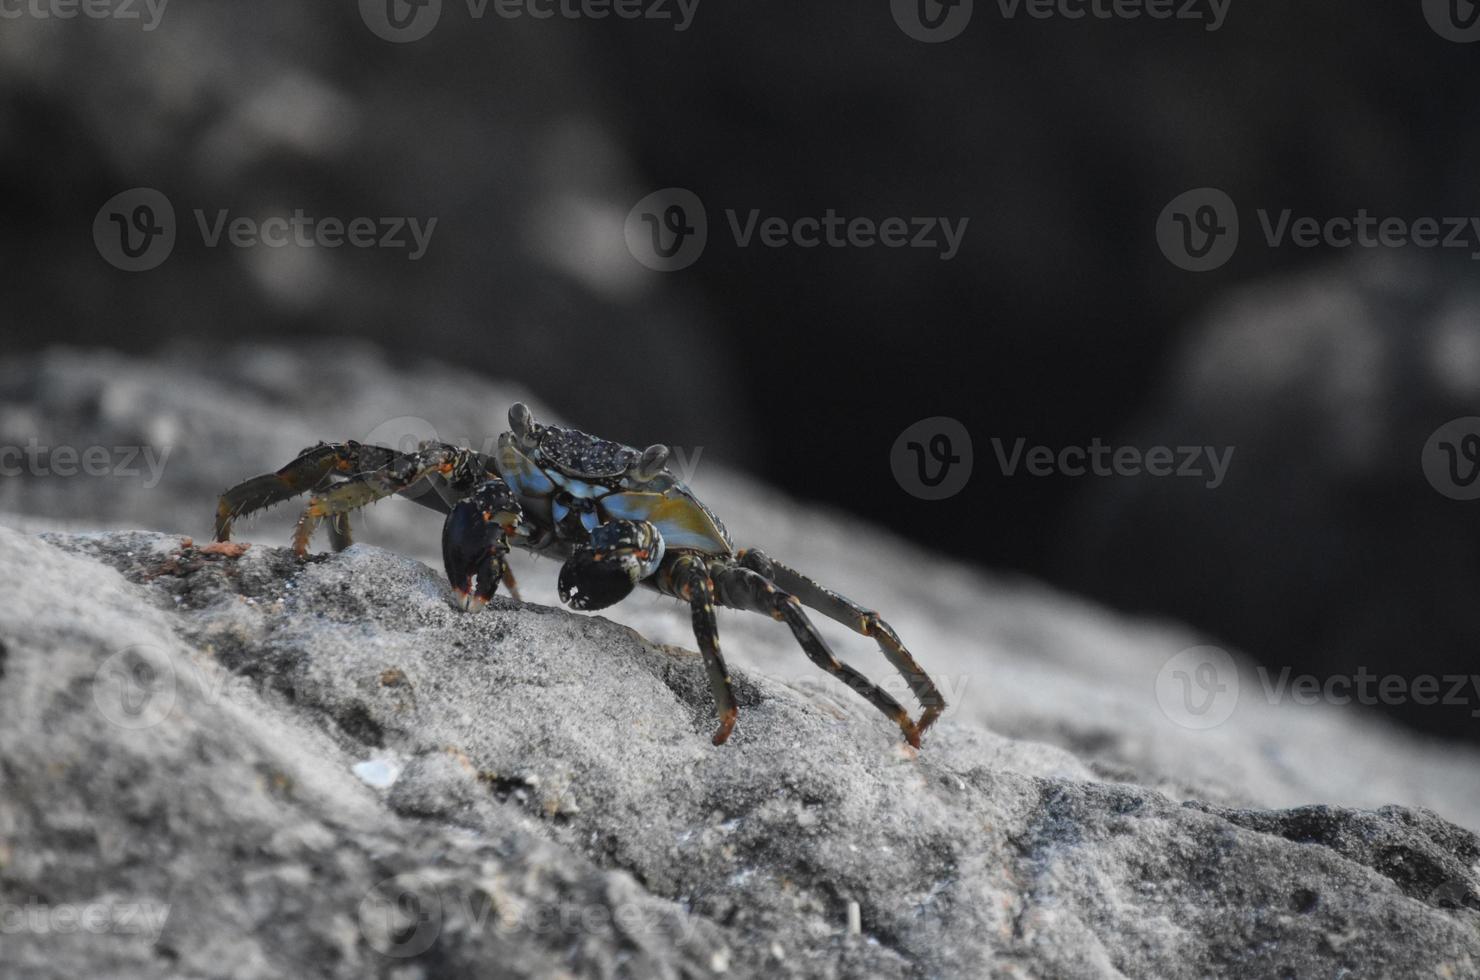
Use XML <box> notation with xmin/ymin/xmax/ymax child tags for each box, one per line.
<box><xmin>740</xmin><ymin>549</ymin><xmax>946</xmax><ymax>739</ymax></box>
<box><xmin>290</xmin><ymin>445</ymin><xmax>484</xmax><ymax>555</ymax></box>
<box><xmin>669</xmin><ymin>554</ymin><xmax>738</xmax><ymax>745</ymax></box>
<box><xmin>711</xmin><ymin>563</ymin><xmax>921</xmax><ymax>747</ymax></box>
<box><xmin>215</xmin><ymin>442</ymin><xmax>395</xmax><ymax>542</ymax></box>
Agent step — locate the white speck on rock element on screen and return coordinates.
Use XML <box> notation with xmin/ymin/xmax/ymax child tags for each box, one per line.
<box><xmin>352</xmin><ymin>756</ymin><xmax>401</xmax><ymax>789</ymax></box>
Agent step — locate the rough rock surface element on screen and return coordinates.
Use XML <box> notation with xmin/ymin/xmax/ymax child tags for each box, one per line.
<box><xmin>2</xmin><ymin>345</ymin><xmax>1480</xmax><ymax>978</ymax></box>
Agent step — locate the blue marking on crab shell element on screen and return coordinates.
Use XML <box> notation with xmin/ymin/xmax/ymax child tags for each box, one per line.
<box><xmin>546</xmin><ymin>471</ymin><xmax>605</xmax><ymax>500</ymax></box>
<box><xmin>497</xmin><ymin>444</ymin><xmax>556</xmax><ymax>499</ymax></box>
<box><xmin>551</xmin><ymin>497</ymin><xmax>602</xmax><ymax>533</ymax></box>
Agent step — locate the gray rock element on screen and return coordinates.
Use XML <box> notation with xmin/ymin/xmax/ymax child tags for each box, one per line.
<box><xmin>2</xmin><ymin>345</ymin><xmax>1479</xmax><ymax>978</ymax></box>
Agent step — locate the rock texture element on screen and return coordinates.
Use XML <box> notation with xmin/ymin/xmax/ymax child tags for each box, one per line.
<box><xmin>2</xmin><ymin>345</ymin><xmax>1480</xmax><ymax>978</ymax></box>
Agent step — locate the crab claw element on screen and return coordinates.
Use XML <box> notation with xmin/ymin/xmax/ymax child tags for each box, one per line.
<box><xmin>442</xmin><ymin>483</ymin><xmax>522</xmax><ymax>613</ymax></box>
<box><xmin>557</xmin><ymin>520</ymin><xmax>665</xmax><ymax>612</ymax></box>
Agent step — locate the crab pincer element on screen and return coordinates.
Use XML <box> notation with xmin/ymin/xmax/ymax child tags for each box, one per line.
<box><xmin>442</xmin><ymin>482</ymin><xmax>524</xmax><ymax>611</ymax></box>
<box><xmin>557</xmin><ymin>519</ymin><xmax>666</xmax><ymax>611</ymax></box>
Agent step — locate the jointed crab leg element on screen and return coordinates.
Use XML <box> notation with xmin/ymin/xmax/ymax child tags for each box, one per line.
<box><xmin>710</xmin><ymin>563</ymin><xmax>922</xmax><ymax>748</ymax></box>
<box><xmin>290</xmin><ymin>445</ymin><xmax>486</xmax><ymax>555</ymax></box>
<box><xmin>741</xmin><ymin>549</ymin><xmax>947</xmax><ymax>738</ymax></box>
<box><xmin>214</xmin><ymin>442</ymin><xmax>399</xmax><ymax>542</ymax></box>
<box><xmin>669</xmin><ymin>554</ymin><xmax>739</xmax><ymax>745</ymax></box>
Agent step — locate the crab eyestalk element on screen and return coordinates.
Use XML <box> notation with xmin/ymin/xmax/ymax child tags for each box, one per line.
<box><xmin>442</xmin><ymin>482</ymin><xmax>523</xmax><ymax>612</ymax></box>
<box><xmin>508</xmin><ymin>402</ymin><xmax>540</xmax><ymax>450</ymax></box>
<box><xmin>558</xmin><ymin>520</ymin><xmax>666</xmax><ymax>611</ymax></box>
<box><xmin>631</xmin><ymin>444</ymin><xmax>670</xmax><ymax>482</ymax></box>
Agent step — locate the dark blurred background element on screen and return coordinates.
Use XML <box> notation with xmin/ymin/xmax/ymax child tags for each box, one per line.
<box><xmin>2</xmin><ymin>0</ymin><xmax>1478</xmax><ymax>739</ymax></box>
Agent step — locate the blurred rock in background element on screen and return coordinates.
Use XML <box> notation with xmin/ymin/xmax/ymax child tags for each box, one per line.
<box><xmin>0</xmin><ymin>4</ymin><xmax>749</xmax><ymax>455</ymax></box>
<box><xmin>1061</xmin><ymin>256</ymin><xmax>1480</xmax><ymax>741</ymax></box>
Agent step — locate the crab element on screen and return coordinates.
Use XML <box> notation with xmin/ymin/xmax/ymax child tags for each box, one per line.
<box><xmin>213</xmin><ymin>404</ymin><xmax>945</xmax><ymax>747</ymax></box>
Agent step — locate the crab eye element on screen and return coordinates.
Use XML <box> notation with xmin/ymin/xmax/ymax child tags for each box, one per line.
<box><xmin>631</xmin><ymin>444</ymin><xmax>670</xmax><ymax>482</ymax></box>
<box><xmin>508</xmin><ymin>402</ymin><xmax>538</xmax><ymax>448</ymax></box>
